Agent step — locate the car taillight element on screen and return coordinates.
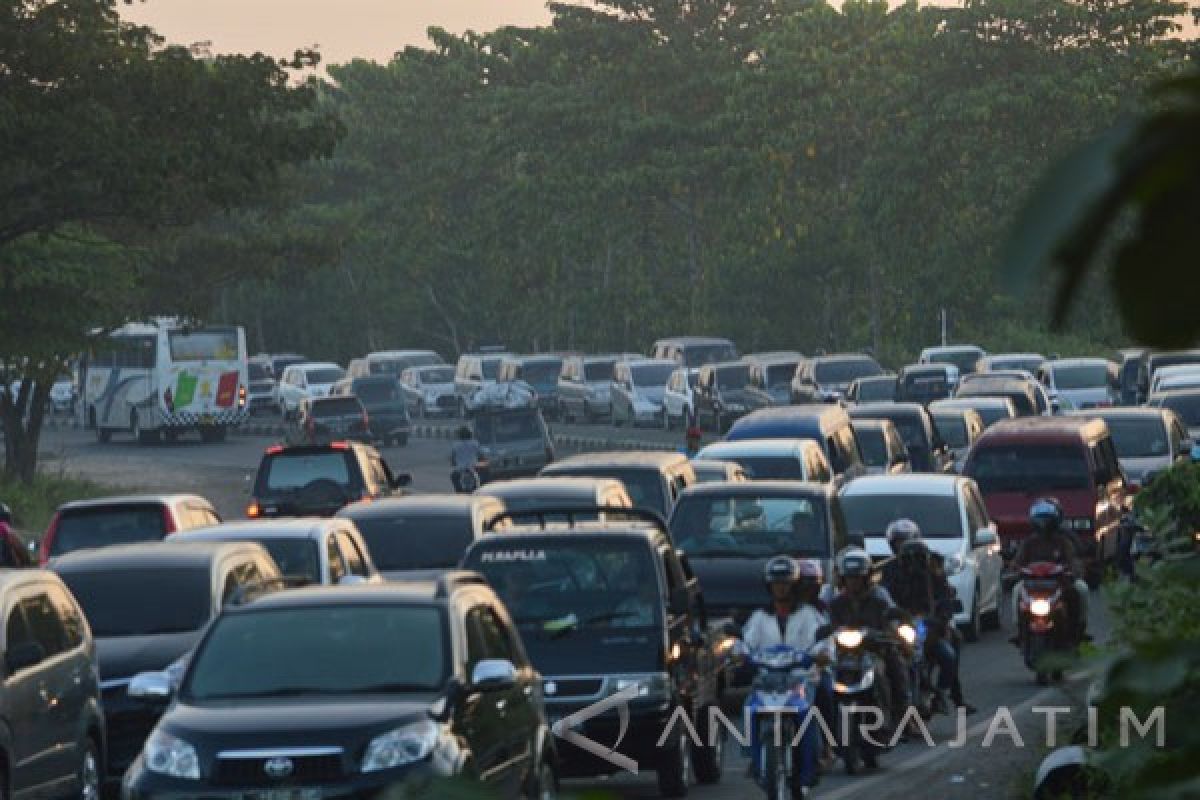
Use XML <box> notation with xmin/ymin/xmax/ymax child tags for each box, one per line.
<box><xmin>238</xmin><ymin>385</ymin><xmax>247</xmax><ymax>408</ymax></box>
<box><xmin>330</xmin><ymin>441</ymin><xmax>350</xmax><ymax>450</ymax></box>
<box><xmin>40</xmin><ymin>512</ymin><xmax>61</xmax><ymax>565</ymax></box>
<box><xmin>246</xmin><ymin>502</ymin><xmax>262</xmax><ymax>518</ymax></box>
<box><xmin>161</xmin><ymin>506</ymin><xmax>177</xmax><ymax>536</ymax></box>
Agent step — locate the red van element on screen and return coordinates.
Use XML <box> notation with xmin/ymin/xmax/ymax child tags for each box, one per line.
<box><xmin>963</xmin><ymin>417</ymin><xmax>1127</xmax><ymax>584</ymax></box>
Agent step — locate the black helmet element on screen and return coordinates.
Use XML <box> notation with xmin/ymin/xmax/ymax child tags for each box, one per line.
<box><xmin>763</xmin><ymin>555</ymin><xmax>801</xmax><ymax>592</ymax></box>
<box><xmin>885</xmin><ymin>518</ymin><xmax>921</xmax><ymax>555</ymax></box>
<box><xmin>1030</xmin><ymin>498</ymin><xmax>1063</xmax><ymax>537</ymax></box>
<box><xmin>458</xmin><ymin>426</ymin><xmax>473</xmax><ymax>440</ymax></box>
<box><xmin>836</xmin><ymin>547</ymin><xmax>872</xmax><ymax>580</ymax></box>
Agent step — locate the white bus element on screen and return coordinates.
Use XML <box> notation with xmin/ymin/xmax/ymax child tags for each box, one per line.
<box><xmin>82</xmin><ymin>321</ymin><xmax>249</xmax><ymax>444</ymax></box>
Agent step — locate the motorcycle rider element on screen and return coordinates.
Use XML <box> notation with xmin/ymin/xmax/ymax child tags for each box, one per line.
<box><xmin>1011</xmin><ymin>498</ymin><xmax>1090</xmax><ymax>641</ymax></box>
<box><xmin>880</xmin><ymin>519</ymin><xmax>975</xmax><ymax>714</ymax></box>
<box><xmin>828</xmin><ymin>547</ymin><xmax>911</xmax><ymax>728</ymax></box>
<box><xmin>450</xmin><ymin>426</ymin><xmax>483</xmax><ymax>492</ymax></box>
<box><xmin>740</xmin><ymin>556</ymin><xmax>829</xmax><ymax>793</ymax></box>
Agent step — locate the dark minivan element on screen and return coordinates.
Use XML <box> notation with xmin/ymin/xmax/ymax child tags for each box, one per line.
<box><xmin>249</xmin><ymin>442</ymin><xmax>411</xmax><ymax>518</ymax></box>
<box><xmin>848</xmin><ymin>402</ymin><xmax>954</xmax><ymax>474</ymax></box>
<box><xmin>334</xmin><ymin>375</ymin><xmax>412</xmax><ymax>446</ymax></box>
<box><xmin>474</xmin><ymin>407</ymin><xmax>556</xmax><ymax>482</ymax></box>
<box><xmin>725</xmin><ymin>405</ymin><xmax>865</xmax><ymax>482</ymax></box>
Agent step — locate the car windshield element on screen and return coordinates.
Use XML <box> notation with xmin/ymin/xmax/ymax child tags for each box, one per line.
<box><xmin>855</xmin><ymin>430</ymin><xmax>888</xmax><ymax>467</ymax></box>
<box><xmin>715</xmin><ymin>365</ymin><xmax>750</xmax><ymax>390</ymax></box>
<box><xmin>256</xmin><ymin>539</ymin><xmax>321</xmax><ymax>583</ymax></box>
<box><xmin>354</xmin><ymin>379</ymin><xmax>401</xmax><ymax>403</ymax></box>
<box><xmin>968</xmin><ymin>444</ymin><xmax>1090</xmax><ymax>492</ymax></box>
<box><xmin>313</xmin><ymin>397</ymin><xmax>362</xmax><ymax>417</ymax></box>
<box><xmin>306</xmin><ymin>367</ymin><xmax>345</xmax><ymax>384</ymax></box>
<box><xmin>815</xmin><ymin>358</ymin><xmax>880</xmax><ymax>385</ymax></box>
<box><xmin>722</xmin><ymin>455</ymin><xmax>805</xmax><ymax>480</ymax></box>
<box><xmin>684</xmin><ymin>344</ymin><xmax>738</xmax><ymax>367</ymax></box>
<box><xmin>263</xmin><ymin>452</ymin><xmax>353</xmax><ymax>491</ymax></box>
<box><xmin>959</xmin><ymin>381</ymin><xmax>1035</xmax><ymax>415</ymax></box>
<box><xmin>168</xmin><ymin>329</ymin><xmax>239</xmax><ymax>362</ymax></box>
<box><xmin>184</xmin><ymin>606</ymin><xmax>446</xmax><ymax>700</ymax></box>
<box><xmin>765</xmin><ymin>364</ymin><xmax>797</xmax><ymax>387</ymax></box>
<box><xmin>419</xmin><ymin>367</ymin><xmax>455</xmax><ymax>384</ymax></box>
<box><xmin>474</xmin><ymin>411</ymin><xmax>543</xmax><ymax>443</ymax></box>
<box><xmin>248</xmin><ymin>362</ymin><xmax>271</xmax><ymax>381</ymax></box>
<box><xmin>353</xmin><ymin>515</ymin><xmax>476</xmax><ymax>571</ymax></box>
<box><xmin>481</xmin><ymin>358</ymin><xmax>503</xmax><ymax>379</ymax></box>
<box><xmin>933</xmin><ymin>415</ymin><xmax>969</xmax><ymax>448</ymax></box>
<box><xmin>928</xmin><ymin>349</ymin><xmax>981</xmax><ymax>373</ymax></box>
<box><xmin>584</xmin><ymin>361</ymin><xmax>615</xmax><ymax>381</ymax></box>
<box><xmin>50</xmin><ymin>505</ymin><xmax>167</xmax><ymax>557</ymax></box>
<box><xmin>903</xmin><ymin>373</ymin><xmax>952</xmax><ymax>402</ymax></box>
<box><xmin>1053</xmin><ymin>364</ymin><xmax>1110</xmax><ymax>390</ymax></box>
<box><xmin>466</xmin><ymin>541</ymin><xmax>662</xmax><ymax>634</ymax></box>
<box><xmin>59</xmin><ymin>567</ymin><xmax>210</xmax><ymax>637</ymax></box>
<box><xmin>857</xmin><ymin>378</ymin><xmax>897</xmax><ymax>402</ymax></box>
<box><xmin>1103</xmin><ymin>417</ymin><xmax>1169</xmax><ymax>459</ymax></box>
<box><xmin>631</xmin><ymin>364</ymin><xmax>674</xmax><ymax>387</ymax></box>
<box><xmin>841</xmin><ymin>494</ymin><xmax>963</xmax><ymax>538</ymax></box>
<box><xmin>1158</xmin><ymin>395</ymin><xmax>1200</xmax><ymax>427</ymax></box>
<box><xmin>522</xmin><ymin>360</ymin><xmax>562</xmax><ymax>384</ymax></box>
<box><xmin>670</xmin><ymin>495</ymin><xmax>829</xmax><ymax>558</ymax></box>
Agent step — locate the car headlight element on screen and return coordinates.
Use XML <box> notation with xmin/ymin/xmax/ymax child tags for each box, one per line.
<box><xmin>944</xmin><ymin>554</ymin><xmax>966</xmax><ymax>576</ymax></box>
<box><xmin>614</xmin><ymin>672</ymin><xmax>670</xmax><ymax>700</ymax></box>
<box><xmin>362</xmin><ymin>720</ymin><xmax>439</xmax><ymax>773</ymax></box>
<box><xmin>143</xmin><ymin>730</ymin><xmax>200</xmax><ymax>780</ymax></box>
<box><xmin>836</xmin><ymin>629</ymin><xmax>865</xmax><ymax>649</ymax></box>
<box><xmin>1030</xmin><ymin>599</ymin><xmax>1052</xmax><ymax>617</ymax></box>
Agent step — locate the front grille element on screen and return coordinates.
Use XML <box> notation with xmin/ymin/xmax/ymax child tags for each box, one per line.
<box><xmin>545</xmin><ymin>677</ymin><xmax>604</xmax><ymax>698</ymax></box>
<box><xmin>436</xmin><ymin>395</ymin><xmax>458</xmax><ymax>409</ymax></box>
<box><xmin>212</xmin><ymin>754</ymin><xmax>344</xmax><ymax>787</ymax></box>
<box><xmin>103</xmin><ymin>700</ymin><xmax>161</xmax><ymax>772</ymax></box>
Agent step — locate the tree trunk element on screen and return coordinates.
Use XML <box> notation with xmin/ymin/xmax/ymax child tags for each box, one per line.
<box><xmin>1</xmin><ymin>363</ymin><xmax>55</xmax><ymax>484</ymax></box>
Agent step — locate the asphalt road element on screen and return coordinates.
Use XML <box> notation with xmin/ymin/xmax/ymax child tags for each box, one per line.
<box><xmin>34</xmin><ymin>423</ymin><xmax>1108</xmax><ymax>800</ymax></box>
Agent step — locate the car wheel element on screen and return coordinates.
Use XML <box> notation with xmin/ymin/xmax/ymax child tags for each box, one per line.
<box><xmin>656</xmin><ymin>718</ymin><xmax>691</xmax><ymax>797</ymax></box>
<box><xmin>692</xmin><ymin>705</ymin><xmax>724</xmax><ymax>784</ymax></box>
<box><xmin>526</xmin><ymin>760</ymin><xmax>557</xmax><ymax>800</ymax></box>
<box><xmin>78</xmin><ymin>737</ymin><xmax>101</xmax><ymax>800</ymax></box>
<box><xmin>961</xmin><ymin>588</ymin><xmax>982</xmax><ymax>643</ymax></box>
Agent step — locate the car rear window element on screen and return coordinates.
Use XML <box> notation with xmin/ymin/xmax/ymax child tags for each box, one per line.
<box><xmin>353</xmin><ymin>380</ymin><xmax>401</xmax><ymax>403</ymax></box>
<box><xmin>584</xmin><ymin>362</ymin><xmax>615</xmax><ymax>381</ymax></box>
<box><xmin>552</xmin><ymin>468</ymin><xmax>665</xmax><ymax>515</ymax></box>
<box><xmin>842</xmin><ymin>493</ymin><xmax>963</xmax><ymax>538</ymax></box>
<box><xmin>474</xmin><ymin>411</ymin><xmax>544</xmax><ymax>444</ymax></box>
<box><xmin>855</xmin><ymin>429</ymin><xmax>888</xmax><ymax>466</ymax></box>
<box><xmin>725</xmin><ymin>455</ymin><xmax>805</xmax><ymax>480</ymax></box>
<box><xmin>815</xmin><ymin>358</ymin><xmax>880</xmax><ymax>385</ymax></box>
<box><xmin>967</xmin><ymin>443</ymin><xmax>1091</xmax><ymax>492</ymax></box>
<box><xmin>521</xmin><ymin>360</ymin><xmax>563</xmax><ymax>384</ymax></box>
<box><xmin>1053</xmin><ymin>364</ymin><xmax>1110</xmax><ymax>390</ymax></box>
<box><xmin>857</xmin><ymin>378</ymin><xmax>897</xmax><ymax>402</ymax></box>
<box><xmin>683</xmin><ymin>343</ymin><xmax>738</xmax><ymax>367</ymax></box>
<box><xmin>312</xmin><ymin>397</ymin><xmax>363</xmax><ymax>417</ymax></box>
<box><xmin>1157</xmin><ymin>394</ymin><xmax>1200</xmax><ymax>427</ymax></box>
<box><xmin>305</xmin><ymin>367</ymin><xmax>345</xmax><ymax>384</ymax></box>
<box><xmin>257</xmin><ymin>539</ymin><xmax>322</xmax><ymax>583</ymax></box>
<box><xmin>1104</xmin><ymin>417</ymin><xmax>1170</xmax><ymax>459</ymax></box>
<box><xmin>248</xmin><ymin>362</ymin><xmax>271</xmax><ymax>381</ymax></box>
<box><xmin>353</xmin><ymin>514</ymin><xmax>476</xmax><ymax>571</ymax></box>
<box><xmin>50</xmin><ymin>504</ymin><xmax>167</xmax><ymax>557</ymax></box>
<box><xmin>932</xmin><ymin>415</ymin><xmax>968</xmax><ymax>448</ymax></box>
<box><xmin>262</xmin><ymin>452</ymin><xmax>354</xmax><ymax>491</ymax></box>
<box><xmin>59</xmin><ymin>566</ymin><xmax>211</xmax><ymax>637</ymax></box>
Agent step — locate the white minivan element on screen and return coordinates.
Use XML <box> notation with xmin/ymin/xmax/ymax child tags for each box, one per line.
<box><xmin>277</xmin><ymin>362</ymin><xmax>346</xmax><ymax>417</ymax></box>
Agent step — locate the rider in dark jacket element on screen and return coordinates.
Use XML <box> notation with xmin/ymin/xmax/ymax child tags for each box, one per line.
<box><xmin>1011</xmin><ymin>498</ymin><xmax>1089</xmax><ymax>640</ymax></box>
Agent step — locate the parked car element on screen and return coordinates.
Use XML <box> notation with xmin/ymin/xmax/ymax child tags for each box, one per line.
<box><xmin>918</xmin><ymin>344</ymin><xmax>986</xmax><ymax>375</ymax></box>
<box><xmin>662</xmin><ymin>366</ymin><xmax>701</xmax><ymax>430</ymax></box>
<box><xmin>286</xmin><ymin>395</ymin><xmax>371</xmax><ymax>446</ymax></box>
<box><xmin>0</xmin><ymin>569</ymin><xmax>105</xmax><ymax>800</ymax></box>
<box><xmin>1146</xmin><ymin>364</ymin><xmax>1200</xmax><ymax>396</ymax></box>
<box><xmin>346</xmin><ymin>349</ymin><xmax>444</xmax><ymax>379</ymax></box>
<box><xmin>268</xmin><ymin>353</ymin><xmax>307</xmax><ymax>407</ymax></box>
<box><xmin>557</xmin><ymin>354</ymin><xmax>622</xmax><ymax>423</ymax></box>
<box><xmin>845</xmin><ymin>373</ymin><xmax>898</xmax><ymax>405</ymax></box>
<box><xmin>744</xmin><ymin>352</ymin><xmax>803</xmax><ymax>407</ymax></box>
<box><xmin>332</xmin><ymin>375</ymin><xmax>411</xmax><ymax>445</ymax></box>
<box><xmin>955</xmin><ymin>373</ymin><xmax>1046</xmax><ymax>416</ymax></box>
<box><xmin>695</xmin><ymin>438</ymin><xmax>833</xmax><ymax>483</ymax></box>
<box><xmin>473</xmin><ymin>407</ymin><xmax>555</xmax><ymax>482</ymax></box>
<box><xmin>337</xmin><ymin>495</ymin><xmax>505</xmax><ymax>580</ymax></box>
<box><xmin>848</xmin><ymin>402</ymin><xmax>955</xmax><ymax>473</ymax></box>
<box><xmin>1075</xmin><ymin>407</ymin><xmax>1192</xmax><ymax>489</ymax></box>
<box><xmin>929</xmin><ymin>407</ymin><xmax>985</xmax><ymax>472</ymax></box>
<box><xmin>689</xmin><ymin>459</ymin><xmax>750</xmax><ymax>484</ymax></box>
<box><xmin>839</xmin><ymin>474</ymin><xmax>1004</xmax><ymax>641</ymax></box>
<box><xmin>1148</xmin><ymin>388</ymin><xmax>1200</xmax><ymax>442</ymax></box>
<box><xmin>963</xmin><ymin>417</ymin><xmax>1128</xmax><ymax>583</ymax></box>
<box><xmin>850</xmin><ymin>419</ymin><xmax>912</xmax><ymax>475</ymax></box>
<box><xmin>726</xmin><ymin>405</ymin><xmax>865</xmax><ymax>482</ymax></box>
<box><xmin>244</xmin><ymin>358</ymin><xmax>276</xmax><ymax>416</ymax></box>
<box><xmin>1138</xmin><ymin>350</ymin><xmax>1200</xmax><ymax>404</ymax></box>
<box><xmin>541</xmin><ymin>451</ymin><xmax>697</xmax><ymax>519</ymax></box>
<box><xmin>464</xmin><ymin>516</ymin><xmax>720</xmax><ymax>794</ymax></box>
<box><xmin>651</xmin><ymin>335</ymin><xmax>739</xmax><ymax>367</ymax></box>
<box><xmin>1115</xmin><ymin>348</ymin><xmax>1148</xmax><ymax>405</ymax></box>
<box><xmin>611</xmin><ymin>358</ymin><xmax>674</xmax><ymax>427</ymax></box>
<box><xmin>977</xmin><ymin>353</ymin><xmax>1046</xmax><ymax>375</ymax></box>
<box><xmin>669</xmin><ymin>481</ymin><xmax>850</xmax><ymax>622</ymax></box>
<box><xmin>397</xmin><ymin>365</ymin><xmax>458</xmax><ymax>419</ymax></box>
<box><xmin>170</xmin><ymin>519</ymin><xmax>381</xmax><ymax>586</ymax></box>
<box><xmin>53</xmin><ymin>541</ymin><xmax>281</xmax><ymax>783</ymax></box>
<box><xmin>930</xmin><ymin>396</ymin><xmax>1019</xmax><ymax>429</ymax></box>
<box><xmin>453</xmin><ymin>350</ymin><xmax>511</xmax><ymax>416</ymax></box>
<box><xmin>37</xmin><ymin>493</ymin><xmax>221</xmax><ymax>565</ymax></box>
<box><xmin>694</xmin><ymin>360</ymin><xmax>756</xmax><ymax>432</ymax></box>
<box><xmin>1037</xmin><ymin>358</ymin><xmax>1118</xmax><ymax>410</ymax></box>
<box><xmin>122</xmin><ymin>574</ymin><xmax>558</xmax><ymax>799</ymax></box>
<box><xmin>791</xmin><ymin>353</ymin><xmax>884</xmax><ymax>403</ymax></box>
<box><xmin>897</xmin><ymin>363</ymin><xmax>959</xmax><ymax>404</ymax></box>
<box><xmin>247</xmin><ymin>441</ymin><xmax>411</xmax><ymax>519</ymax></box>
<box><xmin>276</xmin><ymin>362</ymin><xmax>346</xmax><ymax>417</ymax></box>
<box><xmin>476</xmin><ymin>477</ymin><xmax>633</xmax><ymax>523</ymax></box>
<box><xmin>496</xmin><ymin>355</ymin><xmax>565</xmax><ymax>417</ymax></box>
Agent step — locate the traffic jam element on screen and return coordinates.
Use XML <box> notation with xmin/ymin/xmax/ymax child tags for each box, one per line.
<box><xmin>2</xmin><ymin>331</ymin><xmax>1186</xmax><ymax>800</ymax></box>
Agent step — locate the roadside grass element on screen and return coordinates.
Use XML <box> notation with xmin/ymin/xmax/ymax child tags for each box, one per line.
<box><xmin>0</xmin><ymin>473</ymin><xmax>123</xmax><ymax>540</ymax></box>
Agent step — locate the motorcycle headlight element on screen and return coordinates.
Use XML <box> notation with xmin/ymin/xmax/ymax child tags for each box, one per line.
<box><xmin>836</xmin><ymin>629</ymin><xmax>865</xmax><ymax>649</ymax></box>
<box><xmin>896</xmin><ymin>624</ymin><xmax>916</xmax><ymax>645</ymax></box>
<box><xmin>143</xmin><ymin>730</ymin><xmax>200</xmax><ymax>780</ymax></box>
<box><xmin>1030</xmin><ymin>599</ymin><xmax>1052</xmax><ymax>617</ymax></box>
<box><xmin>362</xmin><ymin>719</ymin><xmax>439</xmax><ymax>773</ymax></box>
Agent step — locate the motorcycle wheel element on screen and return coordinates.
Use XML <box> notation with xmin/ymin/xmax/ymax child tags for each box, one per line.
<box><xmin>763</xmin><ymin>742</ymin><xmax>788</xmax><ymax>800</ymax></box>
<box><xmin>841</xmin><ymin>716</ymin><xmax>860</xmax><ymax>776</ymax></box>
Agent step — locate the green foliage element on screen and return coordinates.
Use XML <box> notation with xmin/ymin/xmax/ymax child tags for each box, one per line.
<box><xmin>0</xmin><ymin>473</ymin><xmax>122</xmax><ymax>538</ymax></box>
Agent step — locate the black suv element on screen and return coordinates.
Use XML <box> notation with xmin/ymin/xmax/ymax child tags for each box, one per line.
<box><xmin>121</xmin><ymin>575</ymin><xmax>557</xmax><ymax>799</ymax></box>
<box><xmin>462</xmin><ymin>509</ymin><xmax>724</xmax><ymax>796</ymax></box>
<box><xmin>1</xmin><ymin>569</ymin><xmax>105</xmax><ymax>800</ymax></box>
<box><xmin>248</xmin><ymin>441</ymin><xmax>411</xmax><ymax>518</ymax></box>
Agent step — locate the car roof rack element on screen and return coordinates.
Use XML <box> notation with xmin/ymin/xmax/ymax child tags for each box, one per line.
<box><xmin>483</xmin><ymin>506</ymin><xmax>669</xmax><ymax>535</ymax></box>
<box><xmin>434</xmin><ymin>570</ymin><xmax>490</xmax><ymax>598</ymax></box>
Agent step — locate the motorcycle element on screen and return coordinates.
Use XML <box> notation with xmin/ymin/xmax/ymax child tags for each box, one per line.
<box><xmin>1012</xmin><ymin>561</ymin><xmax>1079</xmax><ymax>685</ymax></box>
<box><xmin>451</xmin><ymin>459</ymin><xmax>487</xmax><ymax>493</ymax></box>
<box><xmin>827</xmin><ymin>627</ymin><xmax>894</xmax><ymax>775</ymax></box>
<box><xmin>894</xmin><ymin>616</ymin><xmax>945</xmax><ymax>720</ymax></box>
<box><xmin>740</xmin><ymin>643</ymin><xmax>820</xmax><ymax>800</ymax></box>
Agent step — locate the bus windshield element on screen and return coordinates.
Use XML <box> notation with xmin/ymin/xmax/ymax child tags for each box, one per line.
<box><xmin>169</xmin><ymin>329</ymin><xmax>239</xmax><ymax>362</ymax></box>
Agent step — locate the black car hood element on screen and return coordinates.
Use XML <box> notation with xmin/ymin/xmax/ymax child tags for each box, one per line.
<box><xmin>522</xmin><ymin>629</ymin><xmax>663</xmax><ymax>676</ymax></box>
<box><xmin>687</xmin><ymin>557</ymin><xmax>769</xmax><ymax>618</ymax></box>
<box><xmin>164</xmin><ymin>697</ymin><xmax>436</xmax><ymax>744</ymax></box>
<box><xmin>381</xmin><ymin>567</ymin><xmax>450</xmax><ymax>583</ymax></box>
<box><xmin>96</xmin><ymin>632</ymin><xmax>204</xmax><ymax>682</ymax></box>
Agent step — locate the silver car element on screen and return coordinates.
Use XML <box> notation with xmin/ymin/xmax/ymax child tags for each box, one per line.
<box><xmin>1073</xmin><ymin>407</ymin><xmax>1192</xmax><ymax>489</ymax></box>
<box><xmin>1037</xmin><ymin>358</ymin><xmax>1118</xmax><ymax>411</ymax></box>
<box><xmin>399</xmin><ymin>365</ymin><xmax>458</xmax><ymax>418</ymax></box>
<box><xmin>611</xmin><ymin>358</ymin><xmax>675</xmax><ymax>427</ymax></box>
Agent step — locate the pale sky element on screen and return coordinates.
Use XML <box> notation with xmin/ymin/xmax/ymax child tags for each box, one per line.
<box><xmin>121</xmin><ymin>0</ymin><xmax>558</xmax><ymax>66</ymax></box>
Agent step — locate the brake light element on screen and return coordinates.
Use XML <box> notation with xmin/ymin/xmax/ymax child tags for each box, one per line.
<box><xmin>161</xmin><ymin>506</ymin><xmax>177</xmax><ymax>536</ymax></box>
<box><xmin>246</xmin><ymin>502</ymin><xmax>262</xmax><ymax>518</ymax></box>
<box><xmin>330</xmin><ymin>441</ymin><xmax>350</xmax><ymax>450</ymax></box>
<box><xmin>266</xmin><ymin>444</ymin><xmax>284</xmax><ymax>455</ymax></box>
<box><xmin>40</xmin><ymin>512</ymin><xmax>61</xmax><ymax>566</ymax></box>
<box><xmin>238</xmin><ymin>385</ymin><xmax>247</xmax><ymax>408</ymax></box>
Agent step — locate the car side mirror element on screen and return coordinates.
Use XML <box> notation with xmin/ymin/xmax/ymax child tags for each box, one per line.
<box><xmin>128</xmin><ymin>671</ymin><xmax>173</xmax><ymax>704</ymax></box>
<box><xmin>669</xmin><ymin>587</ymin><xmax>690</xmax><ymax>616</ymax></box>
<box><xmin>470</xmin><ymin>659</ymin><xmax>517</xmax><ymax>692</ymax></box>
<box><xmin>975</xmin><ymin>528</ymin><xmax>998</xmax><ymax>547</ymax></box>
<box><xmin>391</xmin><ymin>473</ymin><xmax>412</xmax><ymax>489</ymax></box>
<box><xmin>6</xmin><ymin>641</ymin><xmax>45</xmax><ymax>673</ymax></box>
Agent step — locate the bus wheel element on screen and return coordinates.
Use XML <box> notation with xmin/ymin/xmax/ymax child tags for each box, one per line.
<box><xmin>133</xmin><ymin>412</ymin><xmax>159</xmax><ymax>445</ymax></box>
<box><xmin>200</xmin><ymin>426</ymin><xmax>227</xmax><ymax>444</ymax></box>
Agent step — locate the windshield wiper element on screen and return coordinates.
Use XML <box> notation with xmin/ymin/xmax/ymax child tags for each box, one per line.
<box><xmin>343</xmin><ymin>683</ymin><xmax>435</xmax><ymax>694</ymax></box>
<box><xmin>202</xmin><ymin>687</ymin><xmax>331</xmax><ymax>700</ymax></box>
